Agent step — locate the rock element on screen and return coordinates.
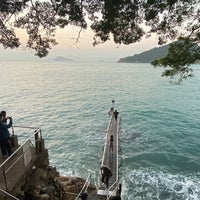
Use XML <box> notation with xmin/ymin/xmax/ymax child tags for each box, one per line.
<box><xmin>41</xmin><ymin>185</ymin><xmax>56</xmax><ymax>194</ymax></box>
<box><xmin>38</xmin><ymin>194</ymin><xmax>49</xmax><ymax>200</ymax></box>
<box><xmin>10</xmin><ymin>149</ymin><xmax>96</xmax><ymax>200</ymax></box>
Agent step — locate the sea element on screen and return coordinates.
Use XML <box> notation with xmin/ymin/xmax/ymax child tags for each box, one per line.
<box><xmin>0</xmin><ymin>61</ymin><xmax>200</xmax><ymax>200</ymax></box>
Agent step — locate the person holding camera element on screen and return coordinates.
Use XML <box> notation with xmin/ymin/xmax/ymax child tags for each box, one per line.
<box><xmin>0</xmin><ymin>112</ymin><xmax>13</xmax><ymax>158</ymax></box>
<box><xmin>1</xmin><ymin>110</ymin><xmax>8</xmax><ymax>125</ymax></box>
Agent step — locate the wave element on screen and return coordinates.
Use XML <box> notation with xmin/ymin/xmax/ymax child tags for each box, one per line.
<box><xmin>121</xmin><ymin>168</ymin><xmax>200</xmax><ymax>200</ymax></box>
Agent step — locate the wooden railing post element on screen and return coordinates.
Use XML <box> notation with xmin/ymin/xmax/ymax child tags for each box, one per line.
<box><xmin>34</xmin><ymin>130</ymin><xmax>45</xmax><ymax>152</ymax></box>
<box><xmin>34</xmin><ymin>130</ymin><xmax>39</xmax><ymax>152</ymax></box>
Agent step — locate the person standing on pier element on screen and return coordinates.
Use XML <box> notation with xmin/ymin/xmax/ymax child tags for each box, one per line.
<box><xmin>0</xmin><ymin>113</ymin><xmax>13</xmax><ymax>157</ymax></box>
<box><xmin>1</xmin><ymin>111</ymin><xmax>7</xmax><ymax>125</ymax></box>
<box><xmin>108</xmin><ymin>107</ymin><xmax>114</xmax><ymax>116</ymax></box>
<box><xmin>114</xmin><ymin>110</ymin><xmax>119</xmax><ymax>121</ymax></box>
<box><xmin>110</xmin><ymin>135</ymin><xmax>114</xmax><ymax>152</ymax></box>
<box><xmin>101</xmin><ymin>165</ymin><xmax>112</xmax><ymax>188</ymax></box>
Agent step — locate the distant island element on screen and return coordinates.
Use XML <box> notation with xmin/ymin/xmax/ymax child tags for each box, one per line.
<box><xmin>118</xmin><ymin>44</ymin><xmax>169</xmax><ymax>63</ymax></box>
<box><xmin>53</xmin><ymin>56</ymin><xmax>73</xmax><ymax>62</ymax></box>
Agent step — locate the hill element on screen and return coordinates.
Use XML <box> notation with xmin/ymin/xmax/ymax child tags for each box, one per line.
<box><xmin>53</xmin><ymin>56</ymin><xmax>72</xmax><ymax>62</ymax></box>
<box><xmin>118</xmin><ymin>44</ymin><xmax>169</xmax><ymax>63</ymax></box>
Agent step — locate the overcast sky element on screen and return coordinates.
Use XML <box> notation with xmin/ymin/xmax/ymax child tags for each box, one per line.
<box><xmin>0</xmin><ymin>26</ymin><xmax>159</xmax><ymax>62</ymax></box>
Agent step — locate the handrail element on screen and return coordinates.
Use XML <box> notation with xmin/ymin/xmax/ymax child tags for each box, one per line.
<box><xmin>0</xmin><ymin>126</ymin><xmax>43</xmax><ymax>199</ymax></box>
<box><xmin>13</xmin><ymin>125</ymin><xmax>40</xmax><ymax>130</ymax></box>
<box><xmin>101</xmin><ymin>114</ymin><xmax>113</xmax><ymax>167</ymax></box>
<box><xmin>75</xmin><ymin>173</ymin><xmax>91</xmax><ymax>200</ymax></box>
<box><xmin>0</xmin><ymin>189</ymin><xmax>20</xmax><ymax>200</ymax></box>
<box><xmin>13</xmin><ymin>126</ymin><xmax>42</xmax><ymax>139</ymax></box>
<box><xmin>0</xmin><ymin>128</ymin><xmax>41</xmax><ymax>168</ymax></box>
<box><xmin>116</xmin><ymin>116</ymin><xmax>121</xmax><ymax>183</ymax></box>
<box><xmin>106</xmin><ymin>182</ymin><xmax>119</xmax><ymax>200</ymax></box>
<box><xmin>98</xmin><ymin>114</ymin><xmax>113</xmax><ymax>188</ymax></box>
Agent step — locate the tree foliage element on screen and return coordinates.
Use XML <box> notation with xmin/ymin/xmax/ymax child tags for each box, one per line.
<box><xmin>0</xmin><ymin>0</ymin><xmax>199</xmax><ymax>78</ymax></box>
<box><xmin>152</xmin><ymin>37</ymin><xmax>200</xmax><ymax>82</ymax></box>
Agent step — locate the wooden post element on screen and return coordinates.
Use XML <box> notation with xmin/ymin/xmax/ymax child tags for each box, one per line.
<box><xmin>35</xmin><ymin>130</ymin><xmax>39</xmax><ymax>152</ymax></box>
<box><xmin>38</xmin><ymin>138</ymin><xmax>45</xmax><ymax>152</ymax></box>
<box><xmin>9</xmin><ymin>135</ymin><xmax>18</xmax><ymax>147</ymax></box>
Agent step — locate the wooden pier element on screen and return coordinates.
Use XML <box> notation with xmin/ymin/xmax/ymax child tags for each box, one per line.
<box><xmin>96</xmin><ymin>112</ymin><xmax>121</xmax><ymax>199</ymax></box>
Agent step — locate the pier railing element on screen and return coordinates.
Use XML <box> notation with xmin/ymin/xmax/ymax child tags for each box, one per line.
<box><xmin>0</xmin><ymin>189</ymin><xmax>20</xmax><ymax>200</ymax></box>
<box><xmin>75</xmin><ymin>173</ymin><xmax>91</xmax><ymax>200</ymax></box>
<box><xmin>101</xmin><ymin>114</ymin><xmax>114</xmax><ymax>167</ymax></box>
<box><xmin>106</xmin><ymin>116</ymin><xmax>121</xmax><ymax>199</ymax></box>
<box><xmin>98</xmin><ymin>113</ymin><xmax>121</xmax><ymax>198</ymax></box>
<box><xmin>0</xmin><ymin>126</ymin><xmax>43</xmax><ymax>199</ymax></box>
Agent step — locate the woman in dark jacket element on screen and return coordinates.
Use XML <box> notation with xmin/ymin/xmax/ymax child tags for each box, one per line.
<box><xmin>0</xmin><ymin>113</ymin><xmax>13</xmax><ymax>157</ymax></box>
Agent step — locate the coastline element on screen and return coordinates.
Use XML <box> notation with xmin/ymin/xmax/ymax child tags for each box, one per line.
<box><xmin>10</xmin><ymin>149</ymin><xmax>96</xmax><ymax>200</ymax></box>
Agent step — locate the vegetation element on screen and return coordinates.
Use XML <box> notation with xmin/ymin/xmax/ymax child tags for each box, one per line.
<box><xmin>0</xmin><ymin>0</ymin><xmax>199</xmax><ymax>79</ymax></box>
<box><xmin>152</xmin><ymin>38</ymin><xmax>199</xmax><ymax>82</ymax></box>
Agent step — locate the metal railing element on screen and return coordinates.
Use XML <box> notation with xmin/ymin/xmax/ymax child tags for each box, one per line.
<box><xmin>106</xmin><ymin>182</ymin><xmax>119</xmax><ymax>200</ymax></box>
<box><xmin>0</xmin><ymin>189</ymin><xmax>20</xmax><ymax>200</ymax></box>
<box><xmin>0</xmin><ymin>126</ymin><xmax>42</xmax><ymax>199</ymax></box>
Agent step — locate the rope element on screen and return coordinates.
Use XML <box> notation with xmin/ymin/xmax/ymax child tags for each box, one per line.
<box><xmin>75</xmin><ymin>173</ymin><xmax>91</xmax><ymax>200</ymax></box>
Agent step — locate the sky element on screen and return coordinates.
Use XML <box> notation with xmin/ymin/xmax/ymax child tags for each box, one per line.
<box><xmin>0</xmin><ymin>25</ymin><xmax>159</xmax><ymax>62</ymax></box>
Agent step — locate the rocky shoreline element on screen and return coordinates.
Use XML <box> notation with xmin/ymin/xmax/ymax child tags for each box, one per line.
<box><xmin>11</xmin><ymin>149</ymin><xmax>96</xmax><ymax>200</ymax></box>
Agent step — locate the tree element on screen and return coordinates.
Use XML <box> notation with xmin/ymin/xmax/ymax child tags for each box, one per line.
<box><xmin>0</xmin><ymin>0</ymin><xmax>199</xmax><ymax>79</ymax></box>
<box><xmin>152</xmin><ymin>37</ymin><xmax>200</xmax><ymax>82</ymax></box>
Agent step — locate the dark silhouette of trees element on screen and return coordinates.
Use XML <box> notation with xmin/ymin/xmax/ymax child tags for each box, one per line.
<box><xmin>0</xmin><ymin>0</ymin><xmax>199</xmax><ymax>79</ymax></box>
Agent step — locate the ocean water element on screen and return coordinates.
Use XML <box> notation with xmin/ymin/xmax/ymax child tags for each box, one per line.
<box><xmin>1</xmin><ymin>61</ymin><xmax>200</xmax><ymax>200</ymax></box>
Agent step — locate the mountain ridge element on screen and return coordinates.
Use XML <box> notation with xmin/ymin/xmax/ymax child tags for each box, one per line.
<box><xmin>53</xmin><ymin>56</ymin><xmax>73</xmax><ymax>62</ymax></box>
<box><xmin>118</xmin><ymin>44</ymin><xmax>169</xmax><ymax>63</ymax></box>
